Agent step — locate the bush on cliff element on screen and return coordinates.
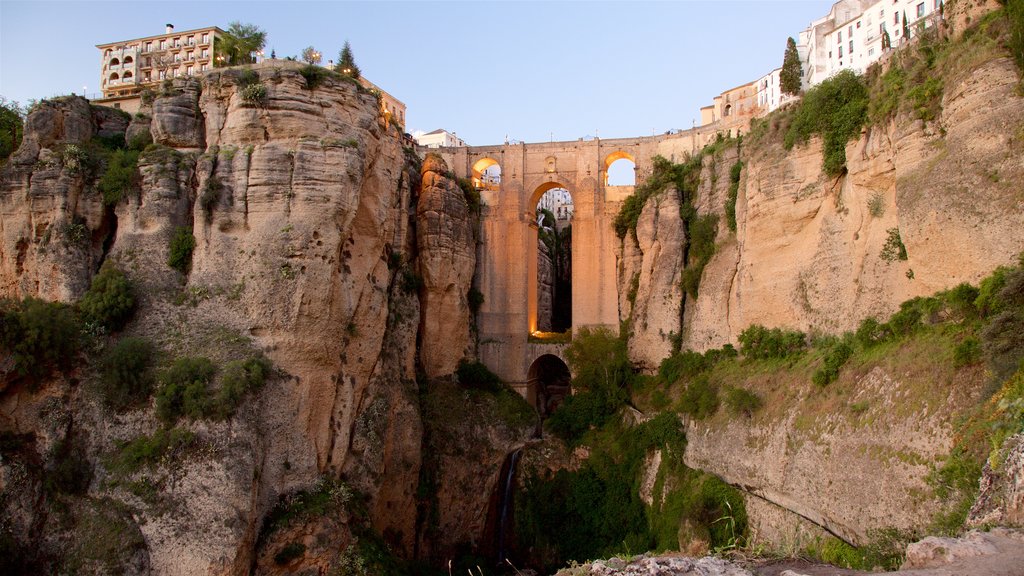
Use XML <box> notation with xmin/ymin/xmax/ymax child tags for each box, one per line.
<box><xmin>97</xmin><ymin>337</ymin><xmax>155</xmax><ymax>410</ymax></box>
<box><xmin>784</xmin><ymin>69</ymin><xmax>868</xmax><ymax>176</ymax></box>
<box><xmin>0</xmin><ymin>297</ymin><xmax>80</xmax><ymax>382</ymax></box>
<box><xmin>167</xmin><ymin>226</ymin><xmax>195</xmax><ymax>274</ymax></box>
<box><xmin>738</xmin><ymin>324</ymin><xmax>807</xmax><ymax>360</ymax></box>
<box><xmin>79</xmin><ymin>263</ymin><xmax>135</xmax><ymax>331</ymax></box>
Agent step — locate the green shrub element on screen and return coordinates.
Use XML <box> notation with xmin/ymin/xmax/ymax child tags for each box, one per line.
<box><xmin>237</xmin><ymin>69</ymin><xmax>260</xmax><ymax>87</ymax></box>
<box><xmin>298</xmin><ymin>64</ymin><xmax>329</xmax><ymax>89</ymax></box>
<box><xmin>79</xmin><ymin>263</ymin><xmax>135</xmax><ymax>331</ymax></box>
<box><xmin>880</xmin><ymin>227</ymin><xmax>908</xmax><ymax>262</ymax></box>
<box><xmin>784</xmin><ymin>69</ymin><xmax>869</xmax><ymax>175</ymax></box>
<box><xmin>724</xmin><ymin>386</ymin><xmax>763</xmax><ymax>416</ymax></box>
<box><xmin>44</xmin><ymin>438</ymin><xmax>93</xmax><ymax>496</ymax></box>
<box><xmin>455</xmin><ymin>359</ymin><xmax>502</xmax><ymax>393</ymax></box>
<box><xmin>888</xmin><ymin>297</ymin><xmax>926</xmax><ymax>336</ymax></box>
<box><xmin>546</xmin><ymin>389</ymin><xmax>619</xmax><ymax>444</ymax></box>
<box><xmin>107</xmin><ymin>427</ymin><xmax>195</xmax><ymax>476</ymax></box>
<box><xmin>155</xmin><ymin>357</ymin><xmax>216</xmax><ymax>423</ymax></box>
<box><xmin>457</xmin><ymin>177</ymin><xmax>481</xmax><ymax>212</ymax></box>
<box><xmin>0</xmin><ymin>297</ymin><xmax>80</xmax><ymax>381</ymax></box>
<box><xmin>867</xmin><ymin>191</ymin><xmax>885</xmax><ymax>217</ymax></box>
<box><xmin>725</xmin><ymin>160</ymin><xmax>742</xmax><ymax>232</ymax></box>
<box><xmin>200</xmin><ymin>175</ymin><xmax>223</xmax><ymax>214</ymax></box>
<box><xmin>812</xmin><ymin>340</ymin><xmax>853</xmax><ymax>387</ymax></box>
<box><xmin>239</xmin><ymin>82</ymin><xmax>267</xmax><ymax>105</ymax></box>
<box><xmin>868</xmin><ymin>66</ymin><xmax>906</xmax><ymax>123</ymax></box>
<box><xmin>98</xmin><ymin>337</ymin><xmax>155</xmax><ymax>410</ymax></box>
<box><xmin>98</xmin><ymin>149</ymin><xmax>140</xmax><ymax>206</ymax></box>
<box><xmin>211</xmin><ymin>357</ymin><xmax>271</xmax><ymax>419</ymax></box>
<box><xmin>167</xmin><ymin>226</ymin><xmax>195</xmax><ymax>274</ymax></box>
<box><xmin>676</xmin><ymin>374</ymin><xmax>719</xmax><ymax>419</ymax></box>
<box><xmin>614</xmin><ymin>154</ymin><xmax>702</xmax><ymax>240</ymax></box>
<box><xmin>946</xmin><ymin>282</ymin><xmax>980</xmax><ymax>318</ymax></box>
<box><xmin>658</xmin><ymin>350</ymin><xmax>708</xmax><ymax>384</ymax></box>
<box><xmin>976</xmin><ymin>266</ymin><xmax>1012</xmax><ymax>317</ymax></box>
<box><xmin>681</xmin><ymin>213</ymin><xmax>718</xmax><ymax>299</ymax></box>
<box><xmin>856</xmin><ymin>317</ymin><xmax>890</xmax><ymax>347</ymax></box>
<box><xmin>738</xmin><ymin>324</ymin><xmax>807</xmax><ymax>360</ymax></box>
<box><xmin>906</xmin><ymin>76</ymin><xmax>944</xmax><ymax>121</ymax></box>
<box><xmin>953</xmin><ymin>337</ymin><xmax>983</xmax><ymax>368</ymax></box>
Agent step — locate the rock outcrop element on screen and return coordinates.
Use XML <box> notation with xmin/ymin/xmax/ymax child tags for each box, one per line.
<box><xmin>416</xmin><ymin>154</ymin><xmax>476</xmax><ymax>378</ymax></box>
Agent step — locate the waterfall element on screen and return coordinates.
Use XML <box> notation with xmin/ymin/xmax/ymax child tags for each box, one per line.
<box><xmin>496</xmin><ymin>447</ymin><xmax>522</xmax><ymax>565</ymax></box>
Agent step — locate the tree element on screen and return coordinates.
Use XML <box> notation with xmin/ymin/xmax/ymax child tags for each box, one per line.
<box><xmin>301</xmin><ymin>46</ymin><xmax>321</xmax><ymax>65</ymax></box>
<box><xmin>336</xmin><ymin>41</ymin><xmax>361</xmax><ymax>79</ymax></box>
<box><xmin>780</xmin><ymin>37</ymin><xmax>802</xmax><ymax>95</ymax></box>
<box><xmin>882</xmin><ymin>29</ymin><xmax>892</xmax><ymax>50</ymax></box>
<box><xmin>0</xmin><ymin>97</ymin><xmax>24</xmax><ymax>162</ymax></box>
<box><xmin>902</xmin><ymin>11</ymin><xmax>910</xmax><ymax>41</ymax></box>
<box><xmin>214</xmin><ymin>22</ymin><xmax>267</xmax><ymax>67</ymax></box>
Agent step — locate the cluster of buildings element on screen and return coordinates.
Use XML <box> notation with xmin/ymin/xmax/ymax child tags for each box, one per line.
<box><xmin>702</xmin><ymin>0</ymin><xmax>944</xmax><ymax>134</ymax></box>
<box><xmin>537</xmin><ymin>188</ymin><xmax>574</xmax><ymax>225</ymax></box>
<box><xmin>93</xmin><ymin>23</ymin><xmax>406</xmax><ymax>124</ymax></box>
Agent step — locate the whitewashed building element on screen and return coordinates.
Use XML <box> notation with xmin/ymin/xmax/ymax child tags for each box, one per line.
<box><xmin>415</xmin><ymin>129</ymin><xmax>467</xmax><ymax>148</ymax></box>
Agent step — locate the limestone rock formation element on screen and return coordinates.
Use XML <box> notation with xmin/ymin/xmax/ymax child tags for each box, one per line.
<box><xmin>537</xmin><ymin>240</ymin><xmax>554</xmax><ymax>332</ymax></box>
<box><xmin>623</xmin><ymin>188</ymin><xmax>687</xmax><ymax>372</ymax></box>
<box><xmin>416</xmin><ymin>153</ymin><xmax>476</xmax><ymax>378</ymax></box>
<box><xmin>969</xmin><ymin>433</ymin><xmax>1024</xmax><ymax>528</ymax></box>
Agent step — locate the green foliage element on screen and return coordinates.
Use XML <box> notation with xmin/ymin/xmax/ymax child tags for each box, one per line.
<box><xmin>680</xmin><ymin>213</ymin><xmax>718</xmax><ymax>299</ymax></box>
<box><xmin>868</xmin><ymin>66</ymin><xmax>906</xmax><ymax>123</ymax></box>
<box><xmin>784</xmin><ymin>69</ymin><xmax>869</xmax><ymax>176</ymax></box>
<box><xmin>724</xmin><ymin>386</ymin><xmax>763</xmax><ymax>416</ymax></box>
<box><xmin>781</xmin><ymin>36</ymin><xmax>803</xmax><ymax>95</ymax></box>
<box><xmin>725</xmin><ymin>160</ymin><xmax>742</xmax><ymax>232</ymax></box>
<box><xmin>167</xmin><ymin>226</ymin><xmax>195</xmax><ymax>274</ymax></box>
<box><xmin>803</xmin><ymin>532</ymin><xmax>906</xmax><ymax>571</ymax></box>
<box><xmin>200</xmin><ymin>174</ymin><xmax>223</xmax><ymax>214</ymax></box>
<box><xmin>214</xmin><ymin>22</ymin><xmax>267</xmax><ymax>66</ymax></box>
<box><xmin>812</xmin><ymin>340</ymin><xmax>854</xmax><ymax>387</ymax></box>
<box><xmin>299</xmin><ymin>64</ymin><xmax>333</xmax><ymax>89</ymax></box>
<box><xmin>79</xmin><ymin>263</ymin><xmax>135</xmax><ymax>331</ymax></box>
<box><xmin>239</xmin><ymin>81</ymin><xmax>268</xmax><ymax>104</ymax></box>
<box><xmin>457</xmin><ymin>177</ymin><xmax>481</xmax><ymax>212</ymax></box>
<box><xmin>856</xmin><ymin>316</ymin><xmax>891</xmax><ymax>348</ymax></box>
<box><xmin>953</xmin><ymin>336</ymin><xmax>983</xmax><ymax>368</ymax></box>
<box><xmin>906</xmin><ymin>76</ymin><xmax>944</xmax><ymax>121</ymax></box>
<box><xmin>44</xmin><ymin>438</ymin><xmax>93</xmax><ymax>496</ymax></box>
<box><xmin>676</xmin><ymin>374</ymin><xmax>720</xmax><ymax>419</ymax></box>
<box><xmin>212</xmin><ymin>357</ymin><xmax>271</xmax><ymax>419</ymax></box>
<box><xmin>659</xmin><ymin>350</ymin><xmax>709</xmax><ymax>384</ymax></box>
<box><xmin>155</xmin><ymin>357</ymin><xmax>217</xmax><ymax>423</ymax></box>
<box><xmin>867</xmin><ymin>191</ymin><xmax>885</xmax><ymax>217</ymax></box>
<box><xmin>98</xmin><ymin>337</ymin><xmax>155</xmax><ymax>410</ymax></box>
<box><xmin>400</xmin><ymin>266</ymin><xmax>422</xmax><ymax>294</ymax></box>
<box><xmin>738</xmin><ymin>324</ymin><xmax>807</xmax><ymax>360</ymax></box>
<box><xmin>0</xmin><ymin>97</ymin><xmax>24</xmax><ymax>162</ymax></box>
<box><xmin>261</xmin><ymin>476</ymin><xmax>354</xmax><ymax>538</ymax></box>
<box><xmin>546</xmin><ymin>388</ymin><xmax>622</xmax><ymax>444</ymax></box>
<box><xmin>455</xmin><ymin>359</ymin><xmax>502</xmax><ymax>393</ymax></box>
<box><xmin>880</xmin><ymin>227</ymin><xmax>908</xmax><ymax>262</ymax></box>
<box><xmin>614</xmin><ymin>154</ymin><xmax>702</xmax><ymax>239</ymax></box>
<box><xmin>336</xmin><ymin>40</ymin><xmax>361</xmax><ymax>79</ymax></box>
<box><xmin>564</xmin><ymin>326</ymin><xmax>632</xmax><ymax>397</ymax></box>
<box><xmin>976</xmin><ymin>265</ymin><xmax>1013</xmax><ymax>317</ymax></box>
<box><xmin>106</xmin><ymin>427</ymin><xmax>196</xmax><ymax>476</ymax></box>
<box><xmin>467</xmin><ymin>286</ymin><xmax>484</xmax><ymax>313</ymax></box>
<box><xmin>0</xmin><ymin>296</ymin><xmax>80</xmax><ymax>381</ymax></box>
<box><xmin>98</xmin><ymin>149</ymin><xmax>140</xmax><ymax>206</ymax></box>
<box><xmin>1008</xmin><ymin>0</ymin><xmax>1024</xmax><ymax>71</ymax></box>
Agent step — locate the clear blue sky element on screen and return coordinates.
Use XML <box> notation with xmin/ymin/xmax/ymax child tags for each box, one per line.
<box><xmin>1</xmin><ymin>0</ymin><xmax>830</xmax><ymax>146</ymax></box>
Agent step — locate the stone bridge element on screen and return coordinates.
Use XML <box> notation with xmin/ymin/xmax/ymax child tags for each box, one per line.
<box><xmin>430</xmin><ymin>127</ymin><xmax>722</xmax><ymax>404</ymax></box>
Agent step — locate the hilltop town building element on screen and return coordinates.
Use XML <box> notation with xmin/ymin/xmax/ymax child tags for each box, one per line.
<box><xmin>95</xmin><ymin>24</ymin><xmax>224</xmax><ymax>114</ymax></box>
<box><xmin>415</xmin><ymin>129</ymin><xmax>466</xmax><ymax>148</ymax></box>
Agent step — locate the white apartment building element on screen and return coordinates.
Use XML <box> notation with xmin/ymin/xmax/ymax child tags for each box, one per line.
<box><xmin>755</xmin><ymin>67</ymin><xmax>798</xmax><ymax>114</ymax></box>
<box><xmin>537</xmin><ymin>188</ymin><xmax>573</xmax><ymax>223</ymax></box>
<box><xmin>801</xmin><ymin>0</ymin><xmax>944</xmax><ymax>86</ymax></box>
<box><xmin>415</xmin><ymin>129</ymin><xmax>467</xmax><ymax>148</ymax></box>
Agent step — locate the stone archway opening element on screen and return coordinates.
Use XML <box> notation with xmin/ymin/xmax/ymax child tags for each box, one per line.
<box><xmin>527</xmin><ymin>354</ymin><xmax>571</xmax><ymax>419</ymax></box>
<box><xmin>472</xmin><ymin>157</ymin><xmax>501</xmax><ymax>190</ymax></box>
<box><xmin>604</xmin><ymin>151</ymin><xmax>636</xmax><ymax>186</ymax></box>
<box><xmin>532</xmin><ymin>183</ymin><xmax>573</xmax><ymax>335</ymax></box>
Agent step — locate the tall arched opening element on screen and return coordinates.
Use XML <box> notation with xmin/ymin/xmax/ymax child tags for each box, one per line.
<box><xmin>604</xmin><ymin>151</ymin><xmax>636</xmax><ymax>186</ymax></box>
<box><xmin>529</xmin><ymin>182</ymin><xmax>573</xmax><ymax>336</ymax></box>
<box><xmin>472</xmin><ymin>157</ymin><xmax>501</xmax><ymax>190</ymax></box>
<box><xmin>527</xmin><ymin>354</ymin><xmax>571</xmax><ymax>418</ymax></box>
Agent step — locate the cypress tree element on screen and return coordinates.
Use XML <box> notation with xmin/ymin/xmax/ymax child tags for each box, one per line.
<box><xmin>780</xmin><ymin>37</ymin><xmax>802</xmax><ymax>95</ymax></box>
<box><xmin>336</xmin><ymin>41</ymin><xmax>361</xmax><ymax>79</ymax></box>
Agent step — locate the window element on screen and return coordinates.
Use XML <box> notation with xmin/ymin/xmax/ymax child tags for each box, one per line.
<box><xmin>174</xmin><ymin>38</ymin><xmax>181</xmax><ymax>47</ymax></box>
<box><xmin>917</xmin><ymin>3</ymin><xmax>925</xmax><ymax>17</ymax></box>
<box><xmin>201</xmin><ymin>48</ymin><xmax>209</xmax><ymax>58</ymax></box>
<box><xmin>894</xmin><ymin>12</ymin><xmax>899</xmax><ymax>24</ymax></box>
<box><xmin>934</xmin><ymin>0</ymin><xmax>940</xmax><ymax>8</ymax></box>
<box><xmin>187</xmin><ymin>36</ymin><xmax>194</xmax><ymax>45</ymax></box>
<box><xmin>849</xmin><ymin>40</ymin><xmax>854</xmax><ymax>52</ymax></box>
<box><xmin>160</xmin><ymin>39</ymin><xmax>166</xmax><ymax>49</ymax></box>
<box><xmin>144</xmin><ymin>72</ymin><xmax>151</xmax><ymax>81</ymax></box>
<box><xmin>880</xmin><ymin>9</ymin><xmax>884</xmax><ymax>17</ymax></box>
<box><xmin>186</xmin><ymin>51</ymin><xmax>193</xmax><ymax>60</ymax></box>
<box><xmin>202</xmin><ymin>33</ymin><xmax>209</xmax><ymax>43</ymax></box>
<box><xmin>869</xmin><ymin>48</ymin><xmax>875</xmax><ymax>56</ymax></box>
<box><xmin>159</xmin><ymin>70</ymin><xmax>165</xmax><ymax>80</ymax></box>
<box><xmin>829</xmin><ymin>50</ymin><xmax>833</xmax><ymax>58</ymax></box>
<box><xmin>187</xmin><ymin>65</ymin><xmax>194</xmax><ymax>75</ymax></box>
<box><xmin>857</xmin><ymin>21</ymin><xmax>861</xmax><ymax>28</ymax></box>
<box><xmin>849</xmin><ymin>25</ymin><xmax>853</xmax><ymax>36</ymax></box>
<box><xmin>838</xmin><ymin>30</ymin><xmax>842</xmax><ymax>42</ymax></box>
<box><xmin>145</xmin><ymin>57</ymin><xmax>152</xmax><ymax>67</ymax></box>
<box><xmin>201</xmin><ymin>63</ymin><xmax>208</xmax><ymax>72</ymax></box>
<box><xmin>839</xmin><ymin>46</ymin><xmax>844</xmax><ymax>57</ymax></box>
<box><xmin>145</xmin><ymin>42</ymin><xmax>152</xmax><ymax>52</ymax></box>
<box><xmin>174</xmin><ymin>53</ymin><xmax>181</xmax><ymax>62</ymax></box>
<box><xmin>880</xmin><ymin>23</ymin><xmax>885</xmax><ymax>34</ymax></box>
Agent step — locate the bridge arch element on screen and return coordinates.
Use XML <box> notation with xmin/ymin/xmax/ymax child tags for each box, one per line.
<box><xmin>472</xmin><ymin>157</ymin><xmax>502</xmax><ymax>189</ymax></box>
<box><xmin>528</xmin><ymin>180</ymin><xmax>575</xmax><ymax>334</ymax></box>
<box><xmin>527</xmin><ymin>353</ymin><xmax>571</xmax><ymax>417</ymax></box>
<box><xmin>603</xmin><ymin>151</ymin><xmax>637</xmax><ymax>186</ymax></box>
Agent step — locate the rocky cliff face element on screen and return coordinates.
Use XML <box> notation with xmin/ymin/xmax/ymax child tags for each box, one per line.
<box><xmin>618</xmin><ymin>14</ymin><xmax>1024</xmax><ymax>553</ymax></box>
<box><xmin>0</xmin><ymin>62</ymin><xmax>505</xmax><ymax>574</ymax></box>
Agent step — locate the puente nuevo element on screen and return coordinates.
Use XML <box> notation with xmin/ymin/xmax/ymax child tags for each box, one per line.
<box><xmin>430</xmin><ymin>129</ymin><xmax>720</xmax><ymax>404</ymax></box>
